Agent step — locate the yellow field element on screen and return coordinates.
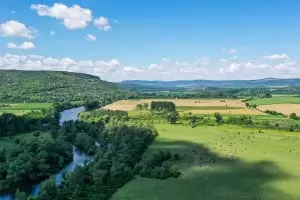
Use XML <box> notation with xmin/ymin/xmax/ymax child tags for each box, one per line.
<box><xmin>258</xmin><ymin>104</ymin><xmax>300</xmax><ymax>116</ymax></box>
<box><xmin>103</xmin><ymin>99</ymin><xmax>264</xmax><ymax>115</ymax></box>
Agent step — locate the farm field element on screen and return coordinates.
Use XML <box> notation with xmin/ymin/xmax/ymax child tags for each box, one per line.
<box><xmin>258</xmin><ymin>104</ymin><xmax>300</xmax><ymax>116</ymax></box>
<box><xmin>0</xmin><ymin>103</ymin><xmax>51</xmax><ymax>115</ymax></box>
<box><xmin>0</xmin><ymin>131</ymin><xmax>52</xmax><ymax>149</ymax></box>
<box><xmin>104</xmin><ymin>99</ymin><xmax>265</xmax><ymax>115</ymax></box>
<box><xmin>112</xmin><ymin>124</ymin><xmax>300</xmax><ymax>200</ymax></box>
<box><xmin>248</xmin><ymin>96</ymin><xmax>300</xmax><ymax>106</ymax></box>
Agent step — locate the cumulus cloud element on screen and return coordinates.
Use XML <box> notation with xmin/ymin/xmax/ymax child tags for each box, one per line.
<box><xmin>148</xmin><ymin>64</ymin><xmax>163</xmax><ymax>70</ymax></box>
<box><xmin>7</xmin><ymin>41</ymin><xmax>36</xmax><ymax>49</ymax></box>
<box><xmin>245</xmin><ymin>62</ymin><xmax>268</xmax><ymax>69</ymax></box>
<box><xmin>31</xmin><ymin>3</ymin><xmax>92</xmax><ymax>29</ymax></box>
<box><xmin>0</xmin><ymin>20</ymin><xmax>35</xmax><ymax>38</ymax></box>
<box><xmin>123</xmin><ymin>66</ymin><xmax>143</xmax><ymax>73</ymax></box>
<box><xmin>195</xmin><ymin>57</ymin><xmax>210</xmax><ymax>66</ymax></box>
<box><xmin>264</xmin><ymin>54</ymin><xmax>289</xmax><ymax>60</ymax></box>
<box><xmin>219</xmin><ymin>63</ymin><xmax>240</xmax><ymax>73</ymax></box>
<box><xmin>86</xmin><ymin>34</ymin><xmax>96</xmax><ymax>41</ymax></box>
<box><xmin>94</xmin><ymin>17</ymin><xmax>111</xmax><ymax>31</ymax></box>
<box><xmin>222</xmin><ymin>48</ymin><xmax>237</xmax><ymax>54</ymax></box>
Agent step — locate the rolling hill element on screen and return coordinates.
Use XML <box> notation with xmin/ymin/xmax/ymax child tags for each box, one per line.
<box><xmin>0</xmin><ymin>70</ymin><xmax>133</xmax><ymax>103</ymax></box>
<box><xmin>121</xmin><ymin>78</ymin><xmax>300</xmax><ymax>89</ymax></box>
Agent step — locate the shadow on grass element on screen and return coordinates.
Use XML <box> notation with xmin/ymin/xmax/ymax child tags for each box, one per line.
<box><xmin>142</xmin><ymin>140</ymin><xmax>297</xmax><ymax>200</ymax></box>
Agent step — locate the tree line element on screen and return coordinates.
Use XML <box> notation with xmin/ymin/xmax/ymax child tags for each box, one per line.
<box><xmin>0</xmin><ymin>135</ymin><xmax>72</xmax><ymax>194</ymax></box>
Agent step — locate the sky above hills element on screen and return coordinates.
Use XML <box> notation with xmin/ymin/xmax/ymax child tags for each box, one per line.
<box><xmin>0</xmin><ymin>0</ymin><xmax>299</xmax><ymax>81</ymax></box>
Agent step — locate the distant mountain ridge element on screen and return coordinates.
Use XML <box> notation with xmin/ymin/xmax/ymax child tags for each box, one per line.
<box><xmin>121</xmin><ymin>78</ymin><xmax>300</xmax><ymax>88</ymax></box>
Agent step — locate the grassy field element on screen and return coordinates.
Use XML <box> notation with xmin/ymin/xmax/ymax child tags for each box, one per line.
<box><xmin>0</xmin><ymin>103</ymin><xmax>51</xmax><ymax>115</ymax></box>
<box><xmin>0</xmin><ymin>131</ymin><xmax>53</xmax><ymax>149</ymax></box>
<box><xmin>248</xmin><ymin>96</ymin><xmax>300</xmax><ymax>106</ymax></box>
<box><xmin>112</xmin><ymin>124</ymin><xmax>300</xmax><ymax>200</ymax></box>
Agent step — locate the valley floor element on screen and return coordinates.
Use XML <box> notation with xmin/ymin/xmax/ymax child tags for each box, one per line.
<box><xmin>112</xmin><ymin>124</ymin><xmax>300</xmax><ymax>200</ymax></box>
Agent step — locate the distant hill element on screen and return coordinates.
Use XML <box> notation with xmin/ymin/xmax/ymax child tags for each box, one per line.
<box><xmin>121</xmin><ymin>78</ymin><xmax>300</xmax><ymax>89</ymax></box>
<box><xmin>0</xmin><ymin>70</ymin><xmax>132</xmax><ymax>103</ymax></box>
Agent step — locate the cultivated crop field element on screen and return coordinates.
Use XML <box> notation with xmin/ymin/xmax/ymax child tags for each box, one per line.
<box><xmin>104</xmin><ymin>99</ymin><xmax>264</xmax><ymax>115</ymax></box>
<box><xmin>112</xmin><ymin>124</ymin><xmax>300</xmax><ymax>200</ymax></box>
<box><xmin>247</xmin><ymin>96</ymin><xmax>300</xmax><ymax>116</ymax></box>
<box><xmin>0</xmin><ymin>103</ymin><xmax>51</xmax><ymax>115</ymax></box>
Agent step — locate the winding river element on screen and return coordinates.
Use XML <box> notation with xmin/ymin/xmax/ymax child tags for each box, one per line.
<box><xmin>1</xmin><ymin>107</ymin><xmax>91</xmax><ymax>200</ymax></box>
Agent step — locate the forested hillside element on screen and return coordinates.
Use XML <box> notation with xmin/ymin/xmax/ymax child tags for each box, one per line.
<box><xmin>0</xmin><ymin>70</ymin><xmax>133</xmax><ymax>103</ymax></box>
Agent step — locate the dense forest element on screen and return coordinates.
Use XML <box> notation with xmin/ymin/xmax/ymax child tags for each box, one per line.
<box><xmin>0</xmin><ymin>70</ymin><xmax>134</xmax><ymax>103</ymax></box>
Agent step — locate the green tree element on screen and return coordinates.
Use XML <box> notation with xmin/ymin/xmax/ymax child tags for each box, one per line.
<box><xmin>167</xmin><ymin>111</ymin><xmax>179</xmax><ymax>124</ymax></box>
<box><xmin>214</xmin><ymin>112</ymin><xmax>223</xmax><ymax>123</ymax></box>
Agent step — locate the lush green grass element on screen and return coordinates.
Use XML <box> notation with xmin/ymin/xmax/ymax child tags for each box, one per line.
<box><xmin>248</xmin><ymin>96</ymin><xmax>300</xmax><ymax>106</ymax></box>
<box><xmin>195</xmin><ymin>114</ymin><xmax>287</xmax><ymax>120</ymax></box>
<box><xmin>0</xmin><ymin>131</ymin><xmax>53</xmax><ymax>149</ymax></box>
<box><xmin>112</xmin><ymin>124</ymin><xmax>300</xmax><ymax>200</ymax></box>
<box><xmin>177</xmin><ymin>106</ymin><xmax>243</xmax><ymax>111</ymax></box>
<box><xmin>0</xmin><ymin>103</ymin><xmax>51</xmax><ymax>115</ymax></box>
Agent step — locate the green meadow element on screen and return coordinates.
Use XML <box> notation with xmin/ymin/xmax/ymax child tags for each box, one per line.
<box><xmin>0</xmin><ymin>103</ymin><xmax>51</xmax><ymax>115</ymax></box>
<box><xmin>112</xmin><ymin>124</ymin><xmax>300</xmax><ymax>200</ymax></box>
<box><xmin>248</xmin><ymin>96</ymin><xmax>300</xmax><ymax>106</ymax></box>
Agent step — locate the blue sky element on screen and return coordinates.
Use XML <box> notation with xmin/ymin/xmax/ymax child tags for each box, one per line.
<box><xmin>0</xmin><ymin>0</ymin><xmax>299</xmax><ymax>81</ymax></box>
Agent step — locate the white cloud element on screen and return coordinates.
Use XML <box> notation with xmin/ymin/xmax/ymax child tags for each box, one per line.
<box><xmin>273</xmin><ymin>61</ymin><xmax>297</xmax><ymax>72</ymax></box>
<box><xmin>123</xmin><ymin>66</ymin><xmax>143</xmax><ymax>73</ymax></box>
<box><xmin>220</xmin><ymin>59</ymin><xmax>229</xmax><ymax>63</ymax></box>
<box><xmin>148</xmin><ymin>64</ymin><xmax>163</xmax><ymax>70</ymax></box>
<box><xmin>264</xmin><ymin>54</ymin><xmax>289</xmax><ymax>60</ymax></box>
<box><xmin>195</xmin><ymin>57</ymin><xmax>210</xmax><ymax>66</ymax></box>
<box><xmin>31</xmin><ymin>3</ymin><xmax>92</xmax><ymax>29</ymax></box>
<box><xmin>11</xmin><ymin>10</ymin><xmax>17</xmax><ymax>14</ymax></box>
<box><xmin>245</xmin><ymin>62</ymin><xmax>268</xmax><ymax>69</ymax></box>
<box><xmin>50</xmin><ymin>31</ymin><xmax>56</xmax><ymax>35</ymax></box>
<box><xmin>180</xmin><ymin>67</ymin><xmax>206</xmax><ymax>73</ymax></box>
<box><xmin>219</xmin><ymin>63</ymin><xmax>240</xmax><ymax>73</ymax></box>
<box><xmin>222</xmin><ymin>48</ymin><xmax>237</xmax><ymax>54</ymax></box>
<box><xmin>0</xmin><ymin>20</ymin><xmax>35</xmax><ymax>38</ymax></box>
<box><xmin>94</xmin><ymin>17</ymin><xmax>111</xmax><ymax>31</ymax></box>
<box><xmin>7</xmin><ymin>41</ymin><xmax>36</xmax><ymax>49</ymax></box>
<box><xmin>86</xmin><ymin>34</ymin><xmax>96</xmax><ymax>41</ymax></box>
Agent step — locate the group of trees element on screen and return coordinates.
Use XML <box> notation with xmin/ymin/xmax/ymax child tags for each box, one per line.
<box><xmin>0</xmin><ymin>111</ymin><xmax>51</xmax><ymax>137</ymax></box>
<box><xmin>83</xmin><ymin>100</ymin><xmax>100</xmax><ymax>110</ymax></box>
<box><xmin>60</xmin><ymin>120</ymin><xmax>105</xmax><ymax>155</ymax></box>
<box><xmin>151</xmin><ymin>101</ymin><xmax>176</xmax><ymax>112</ymax></box>
<box><xmin>27</xmin><ymin>123</ymin><xmax>157</xmax><ymax>200</ymax></box>
<box><xmin>265</xmin><ymin>110</ymin><xmax>284</xmax><ymax>116</ymax></box>
<box><xmin>290</xmin><ymin>113</ymin><xmax>300</xmax><ymax>120</ymax></box>
<box><xmin>79</xmin><ymin>110</ymin><xmax>129</xmax><ymax>123</ymax></box>
<box><xmin>0</xmin><ymin>136</ymin><xmax>72</xmax><ymax>193</ymax></box>
<box><xmin>0</xmin><ymin>104</ymin><xmax>11</xmax><ymax>107</ymax></box>
<box><xmin>136</xmin><ymin>103</ymin><xmax>149</xmax><ymax>110</ymax></box>
<box><xmin>135</xmin><ymin>150</ymin><xmax>181</xmax><ymax>179</ymax></box>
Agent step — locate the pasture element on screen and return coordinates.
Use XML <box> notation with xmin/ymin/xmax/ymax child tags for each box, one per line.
<box><xmin>248</xmin><ymin>96</ymin><xmax>300</xmax><ymax>106</ymax></box>
<box><xmin>104</xmin><ymin>99</ymin><xmax>265</xmax><ymax>115</ymax></box>
<box><xmin>112</xmin><ymin>124</ymin><xmax>300</xmax><ymax>200</ymax></box>
<box><xmin>0</xmin><ymin>103</ymin><xmax>51</xmax><ymax>115</ymax></box>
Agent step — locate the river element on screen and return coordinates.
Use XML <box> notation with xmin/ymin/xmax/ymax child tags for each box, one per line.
<box><xmin>1</xmin><ymin>106</ymin><xmax>91</xmax><ymax>200</ymax></box>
